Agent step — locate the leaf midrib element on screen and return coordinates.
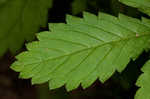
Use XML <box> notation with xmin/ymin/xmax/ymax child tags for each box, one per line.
<box><xmin>22</xmin><ymin>33</ymin><xmax>150</xmax><ymax>66</ymax></box>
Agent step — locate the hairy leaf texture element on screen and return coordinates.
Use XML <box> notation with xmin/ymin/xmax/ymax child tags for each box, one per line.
<box><xmin>11</xmin><ymin>12</ymin><xmax>150</xmax><ymax>91</ymax></box>
<box><xmin>0</xmin><ymin>0</ymin><xmax>53</xmax><ymax>56</ymax></box>
<box><xmin>135</xmin><ymin>60</ymin><xmax>150</xmax><ymax>99</ymax></box>
<box><xmin>119</xmin><ymin>0</ymin><xmax>150</xmax><ymax>16</ymax></box>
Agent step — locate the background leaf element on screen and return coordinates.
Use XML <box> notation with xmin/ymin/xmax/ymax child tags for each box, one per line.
<box><xmin>119</xmin><ymin>0</ymin><xmax>150</xmax><ymax>16</ymax></box>
<box><xmin>135</xmin><ymin>60</ymin><xmax>150</xmax><ymax>99</ymax></box>
<box><xmin>72</xmin><ymin>0</ymin><xmax>87</xmax><ymax>15</ymax></box>
<box><xmin>0</xmin><ymin>0</ymin><xmax>53</xmax><ymax>56</ymax></box>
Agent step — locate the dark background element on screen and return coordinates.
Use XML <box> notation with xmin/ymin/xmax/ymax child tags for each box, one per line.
<box><xmin>0</xmin><ymin>0</ymin><xmax>150</xmax><ymax>99</ymax></box>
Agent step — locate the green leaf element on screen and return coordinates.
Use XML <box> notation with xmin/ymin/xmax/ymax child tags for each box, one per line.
<box><xmin>11</xmin><ymin>12</ymin><xmax>150</xmax><ymax>91</ymax></box>
<box><xmin>0</xmin><ymin>0</ymin><xmax>53</xmax><ymax>56</ymax></box>
<box><xmin>135</xmin><ymin>60</ymin><xmax>150</xmax><ymax>99</ymax></box>
<box><xmin>72</xmin><ymin>0</ymin><xmax>87</xmax><ymax>15</ymax></box>
<box><xmin>119</xmin><ymin>0</ymin><xmax>150</xmax><ymax>16</ymax></box>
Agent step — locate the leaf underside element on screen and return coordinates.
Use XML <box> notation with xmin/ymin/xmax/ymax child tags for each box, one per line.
<box><xmin>119</xmin><ymin>0</ymin><xmax>150</xmax><ymax>16</ymax></box>
<box><xmin>11</xmin><ymin>12</ymin><xmax>150</xmax><ymax>91</ymax></box>
<box><xmin>0</xmin><ymin>0</ymin><xmax>53</xmax><ymax>56</ymax></box>
<box><xmin>135</xmin><ymin>60</ymin><xmax>150</xmax><ymax>99</ymax></box>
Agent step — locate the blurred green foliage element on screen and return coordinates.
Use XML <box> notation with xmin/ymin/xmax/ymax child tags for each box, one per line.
<box><xmin>0</xmin><ymin>0</ymin><xmax>53</xmax><ymax>57</ymax></box>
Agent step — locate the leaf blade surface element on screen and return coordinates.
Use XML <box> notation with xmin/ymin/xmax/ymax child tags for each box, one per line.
<box><xmin>11</xmin><ymin>12</ymin><xmax>150</xmax><ymax>91</ymax></box>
